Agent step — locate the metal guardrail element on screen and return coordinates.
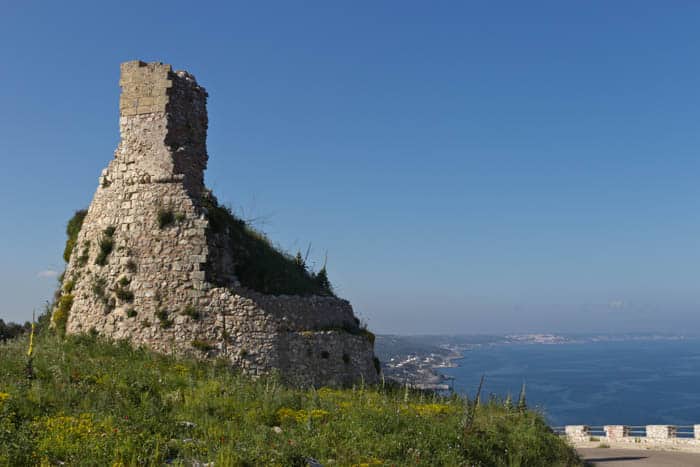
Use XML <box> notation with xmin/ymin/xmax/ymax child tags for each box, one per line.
<box><xmin>675</xmin><ymin>425</ymin><xmax>695</xmax><ymax>438</ymax></box>
<box><xmin>627</xmin><ymin>425</ymin><xmax>646</xmax><ymax>437</ymax></box>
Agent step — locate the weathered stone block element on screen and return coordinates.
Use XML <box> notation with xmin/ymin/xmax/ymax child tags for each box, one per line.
<box><xmin>604</xmin><ymin>425</ymin><xmax>629</xmax><ymax>440</ymax></box>
<box><xmin>647</xmin><ymin>425</ymin><xmax>676</xmax><ymax>440</ymax></box>
<box><xmin>566</xmin><ymin>426</ymin><xmax>590</xmax><ymax>442</ymax></box>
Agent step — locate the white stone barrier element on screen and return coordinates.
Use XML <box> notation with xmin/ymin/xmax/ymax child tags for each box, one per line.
<box><xmin>559</xmin><ymin>424</ymin><xmax>700</xmax><ymax>451</ymax></box>
<box><xmin>604</xmin><ymin>425</ymin><xmax>629</xmax><ymax>441</ymax></box>
<box><xmin>564</xmin><ymin>425</ymin><xmax>589</xmax><ymax>443</ymax></box>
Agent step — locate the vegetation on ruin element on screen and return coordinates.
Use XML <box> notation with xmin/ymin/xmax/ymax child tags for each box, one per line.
<box><xmin>182</xmin><ymin>305</ymin><xmax>201</xmax><ymax>320</ymax></box>
<box><xmin>202</xmin><ymin>194</ymin><xmax>336</xmax><ymax>297</ymax></box>
<box><xmin>115</xmin><ymin>277</ymin><xmax>135</xmax><ymax>303</ymax></box>
<box><xmin>0</xmin><ymin>330</ymin><xmax>581</xmax><ymax>466</ymax></box>
<box><xmin>155</xmin><ymin>309</ymin><xmax>173</xmax><ymax>329</ymax></box>
<box><xmin>63</xmin><ymin>210</ymin><xmax>88</xmax><ymax>263</ymax></box>
<box><xmin>191</xmin><ymin>338</ymin><xmax>216</xmax><ymax>352</ymax></box>
<box><xmin>157</xmin><ymin>208</ymin><xmax>176</xmax><ymax>229</ymax></box>
<box><xmin>50</xmin><ymin>294</ymin><xmax>73</xmax><ymax>336</ymax></box>
<box><xmin>95</xmin><ymin>226</ymin><xmax>116</xmax><ymax>266</ymax></box>
<box><xmin>76</xmin><ymin>240</ymin><xmax>90</xmax><ymax>267</ymax></box>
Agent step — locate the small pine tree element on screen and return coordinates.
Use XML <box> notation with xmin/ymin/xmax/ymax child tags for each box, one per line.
<box><xmin>294</xmin><ymin>251</ymin><xmax>306</xmax><ymax>271</ymax></box>
<box><xmin>315</xmin><ymin>266</ymin><xmax>333</xmax><ymax>295</ymax></box>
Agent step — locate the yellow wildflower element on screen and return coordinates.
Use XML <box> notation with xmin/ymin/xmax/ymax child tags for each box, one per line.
<box><xmin>408</xmin><ymin>403</ymin><xmax>454</xmax><ymax>417</ymax></box>
<box><xmin>173</xmin><ymin>364</ymin><xmax>189</xmax><ymax>376</ymax></box>
<box><xmin>27</xmin><ymin>320</ymin><xmax>35</xmax><ymax>357</ymax></box>
<box><xmin>277</xmin><ymin>407</ymin><xmax>330</xmax><ymax>424</ymax></box>
<box><xmin>277</xmin><ymin>407</ymin><xmax>305</xmax><ymax>424</ymax></box>
<box><xmin>309</xmin><ymin>409</ymin><xmax>330</xmax><ymax>422</ymax></box>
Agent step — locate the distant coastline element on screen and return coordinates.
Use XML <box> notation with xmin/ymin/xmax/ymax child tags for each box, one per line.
<box><xmin>376</xmin><ymin>333</ymin><xmax>693</xmax><ymax>391</ymax></box>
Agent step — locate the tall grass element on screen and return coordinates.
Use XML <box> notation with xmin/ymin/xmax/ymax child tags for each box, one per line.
<box><xmin>202</xmin><ymin>195</ymin><xmax>334</xmax><ymax>296</ymax></box>
<box><xmin>0</xmin><ymin>332</ymin><xmax>581</xmax><ymax>466</ymax></box>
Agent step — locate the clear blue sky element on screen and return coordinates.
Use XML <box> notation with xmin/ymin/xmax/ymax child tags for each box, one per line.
<box><xmin>2</xmin><ymin>1</ymin><xmax>700</xmax><ymax>334</ymax></box>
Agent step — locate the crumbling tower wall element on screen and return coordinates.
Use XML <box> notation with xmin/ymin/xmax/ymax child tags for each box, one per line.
<box><xmin>56</xmin><ymin>60</ymin><xmax>379</xmax><ymax>387</ymax></box>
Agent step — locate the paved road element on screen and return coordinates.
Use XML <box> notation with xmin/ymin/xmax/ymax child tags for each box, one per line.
<box><xmin>579</xmin><ymin>448</ymin><xmax>700</xmax><ymax>466</ymax></box>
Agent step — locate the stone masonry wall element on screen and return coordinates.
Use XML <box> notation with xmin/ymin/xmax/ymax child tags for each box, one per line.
<box><xmin>56</xmin><ymin>60</ymin><xmax>378</xmax><ymax>387</ymax></box>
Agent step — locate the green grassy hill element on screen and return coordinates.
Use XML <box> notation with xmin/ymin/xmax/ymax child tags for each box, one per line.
<box><xmin>0</xmin><ymin>330</ymin><xmax>580</xmax><ymax>466</ymax></box>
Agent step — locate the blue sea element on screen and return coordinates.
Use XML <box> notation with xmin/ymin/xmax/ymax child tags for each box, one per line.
<box><xmin>441</xmin><ymin>339</ymin><xmax>700</xmax><ymax>427</ymax></box>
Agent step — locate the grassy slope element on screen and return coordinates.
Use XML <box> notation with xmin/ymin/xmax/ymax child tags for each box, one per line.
<box><xmin>0</xmin><ymin>333</ymin><xmax>580</xmax><ymax>466</ymax></box>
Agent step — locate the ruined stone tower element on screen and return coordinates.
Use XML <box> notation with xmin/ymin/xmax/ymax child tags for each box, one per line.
<box><xmin>54</xmin><ymin>60</ymin><xmax>379</xmax><ymax>387</ymax></box>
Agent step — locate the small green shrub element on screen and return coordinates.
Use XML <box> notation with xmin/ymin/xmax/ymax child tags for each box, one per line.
<box><xmin>91</xmin><ymin>277</ymin><xmax>108</xmax><ymax>303</ymax></box>
<box><xmin>126</xmin><ymin>308</ymin><xmax>138</xmax><ymax>318</ymax></box>
<box><xmin>95</xmin><ymin>227</ymin><xmax>115</xmax><ymax>266</ymax></box>
<box><xmin>63</xmin><ymin>210</ymin><xmax>88</xmax><ymax>263</ymax></box>
<box><xmin>51</xmin><ymin>294</ymin><xmax>74</xmax><ymax>335</ymax></box>
<box><xmin>191</xmin><ymin>339</ymin><xmax>215</xmax><ymax>352</ymax></box>
<box><xmin>126</xmin><ymin>260</ymin><xmax>137</xmax><ymax>273</ymax></box>
<box><xmin>182</xmin><ymin>305</ymin><xmax>200</xmax><ymax>320</ymax></box>
<box><xmin>156</xmin><ymin>309</ymin><xmax>173</xmax><ymax>329</ymax></box>
<box><xmin>77</xmin><ymin>241</ymin><xmax>90</xmax><ymax>267</ymax></box>
<box><xmin>63</xmin><ymin>279</ymin><xmax>76</xmax><ymax>294</ymax></box>
<box><xmin>361</xmin><ymin>329</ymin><xmax>376</xmax><ymax>345</ymax></box>
<box><xmin>157</xmin><ymin>209</ymin><xmax>175</xmax><ymax>229</ymax></box>
<box><xmin>115</xmin><ymin>287</ymin><xmax>134</xmax><ymax>303</ymax></box>
<box><xmin>175</xmin><ymin>212</ymin><xmax>186</xmax><ymax>222</ymax></box>
<box><xmin>114</xmin><ymin>277</ymin><xmax>134</xmax><ymax>303</ymax></box>
<box><xmin>95</xmin><ymin>239</ymin><xmax>113</xmax><ymax>265</ymax></box>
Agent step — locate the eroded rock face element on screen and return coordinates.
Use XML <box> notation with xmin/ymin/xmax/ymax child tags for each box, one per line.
<box><xmin>57</xmin><ymin>60</ymin><xmax>378</xmax><ymax>387</ymax></box>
